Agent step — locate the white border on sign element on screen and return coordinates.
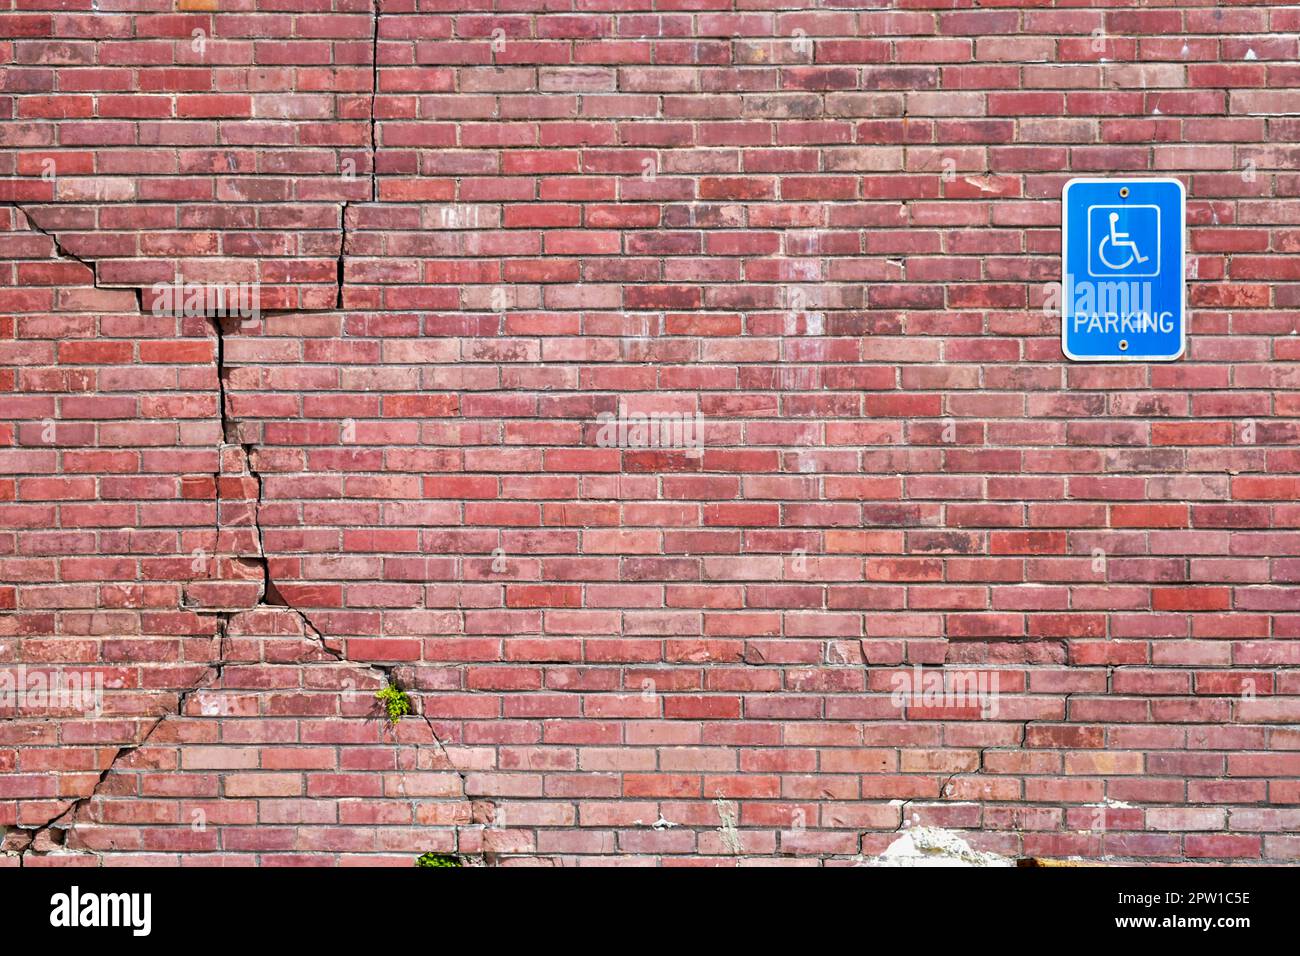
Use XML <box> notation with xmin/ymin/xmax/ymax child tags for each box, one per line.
<box><xmin>1061</xmin><ymin>177</ymin><xmax>1187</xmax><ymax>363</ymax></box>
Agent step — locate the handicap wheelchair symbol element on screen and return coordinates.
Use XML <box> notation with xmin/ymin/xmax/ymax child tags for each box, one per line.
<box><xmin>1087</xmin><ymin>204</ymin><xmax>1160</xmax><ymax>278</ymax></box>
<box><xmin>1098</xmin><ymin>213</ymin><xmax>1148</xmax><ymax>269</ymax></box>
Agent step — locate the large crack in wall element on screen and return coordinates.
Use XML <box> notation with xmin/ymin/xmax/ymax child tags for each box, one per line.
<box><xmin>17</xmin><ymin>295</ymin><xmax>472</xmax><ymax>864</ymax></box>
<box><xmin>7</xmin><ymin>21</ymin><xmax>479</xmax><ymax>854</ymax></box>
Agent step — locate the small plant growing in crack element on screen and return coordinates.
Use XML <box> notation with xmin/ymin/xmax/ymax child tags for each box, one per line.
<box><xmin>415</xmin><ymin>852</ymin><xmax>461</xmax><ymax>868</ymax></box>
<box><xmin>375</xmin><ymin>683</ymin><xmax>412</xmax><ymax>725</ymax></box>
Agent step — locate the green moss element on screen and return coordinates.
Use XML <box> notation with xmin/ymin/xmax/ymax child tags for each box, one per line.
<box><xmin>415</xmin><ymin>852</ymin><xmax>461</xmax><ymax>868</ymax></box>
<box><xmin>375</xmin><ymin>683</ymin><xmax>412</xmax><ymax>725</ymax></box>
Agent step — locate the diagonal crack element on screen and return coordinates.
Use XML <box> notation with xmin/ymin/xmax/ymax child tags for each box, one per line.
<box><xmin>5</xmin><ymin>204</ymin><xmax>94</xmax><ymax>274</ymax></box>
<box><xmin>20</xmin><ymin>628</ymin><xmax>228</xmax><ymax>861</ymax></box>
<box><xmin>4</xmin><ymin>203</ymin><xmax>144</xmax><ymax>312</ymax></box>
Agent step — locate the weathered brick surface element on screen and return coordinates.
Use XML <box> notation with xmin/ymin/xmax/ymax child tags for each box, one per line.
<box><xmin>3</xmin><ymin>0</ymin><xmax>1300</xmax><ymax>865</ymax></box>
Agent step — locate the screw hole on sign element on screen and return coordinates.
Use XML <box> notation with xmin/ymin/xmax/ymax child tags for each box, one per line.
<box><xmin>1119</xmin><ymin>187</ymin><xmax>1129</xmax><ymax>198</ymax></box>
<box><xmin>1119</xmin><ymin>340</ymin><xmax>1128</xmax><ymax>351</ymax></box>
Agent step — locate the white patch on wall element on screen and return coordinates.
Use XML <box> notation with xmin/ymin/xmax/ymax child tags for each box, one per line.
<box><xmin>867</xmin><ymin>826</ymin><xmax>1013</xmax><ymax>867</ymax></box>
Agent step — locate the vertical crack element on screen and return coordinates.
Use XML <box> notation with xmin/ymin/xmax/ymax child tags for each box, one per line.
<box><xmin>369</xmin><ymin>0</ymin><xmax>380</xmax><ymax>204</ymax></box>
<box><xmin>336</xmin><ymin>203</ymin><xmax>350</xmax><ymax>311</ymax></box>
<box><xmin>208</xmin><ymin>293</ymin><xmax>475</xmax><ymax>858</ymax></box>
<box><xmin>207</xmin><ymin>314</ymin><xmax>328</xmax><ymax>651</ymax></box>
<box><xmin>209</xmin><ymin>314</ymin><xmax>232</xmax><ymax>444</ymax></box>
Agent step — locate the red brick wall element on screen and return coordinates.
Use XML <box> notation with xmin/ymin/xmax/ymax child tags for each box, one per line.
<box><xmin>3</xmin><ymin>0</ymin><xmax>1300</xmax><ymax>865</ymax></box>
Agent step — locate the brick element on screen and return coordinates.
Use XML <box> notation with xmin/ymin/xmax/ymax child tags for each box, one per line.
<box><xmin>0</xmin><ymin>1</ymin><xmax>1297</xmax><ymax>869</ymax></box>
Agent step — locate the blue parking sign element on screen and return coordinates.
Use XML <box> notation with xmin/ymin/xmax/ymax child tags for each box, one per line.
<box><xmin>1061</xmin><ymin>178</ymin><xmax>1186</xmax><ymax>362</ymax></box>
